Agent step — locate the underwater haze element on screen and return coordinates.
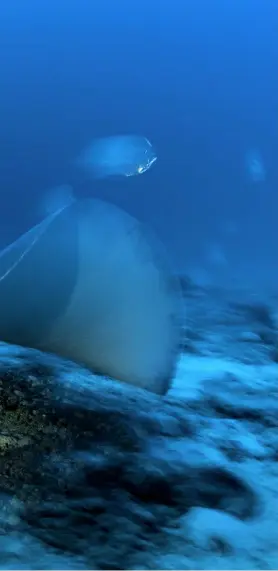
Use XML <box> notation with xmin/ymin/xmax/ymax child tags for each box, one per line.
<box><xmin>0</xmin><ymin>0</ymin><xmax>277</xmax><ymax>290</ymax></box>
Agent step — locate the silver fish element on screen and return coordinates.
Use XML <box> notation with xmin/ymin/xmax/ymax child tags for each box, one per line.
<box><xmin>76</xmin><ymin>135</ymin><xmax>157</xmax><ymax>179</ymax></box>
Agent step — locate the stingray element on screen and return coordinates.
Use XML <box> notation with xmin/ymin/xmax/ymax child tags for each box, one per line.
<box><xmin>0</xmin><ymin>198</ymin><xmax>182</xmax><ymax>395</ymax></box>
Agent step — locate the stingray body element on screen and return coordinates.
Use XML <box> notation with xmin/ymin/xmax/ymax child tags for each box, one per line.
<box><xmin>0</xmin><ymin>199</ymin><xmax>182</xmax><ymax>395</ymax></box>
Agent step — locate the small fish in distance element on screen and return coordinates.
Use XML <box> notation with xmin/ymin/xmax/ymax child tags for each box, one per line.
<box><xmin>245</xmin><ymin>148</ymin><xmax>266</xmax><ymax>183</ymax></box>
<box><xmin>38</xmin><ymin>184</ymin><xmax>75</xmax><ymax>218</ymax></box>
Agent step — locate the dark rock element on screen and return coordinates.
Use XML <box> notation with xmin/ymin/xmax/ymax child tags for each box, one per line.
<box><xmin>0</xmin><ymin>341</ymin><xmax>260</xmax><ymax>569</ymax></box>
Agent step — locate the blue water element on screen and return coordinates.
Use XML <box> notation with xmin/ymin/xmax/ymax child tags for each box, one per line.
<box><xmin>0</xmin><ymin>0</ymin><xmax>277</xmax><ymax>288</ymax></box>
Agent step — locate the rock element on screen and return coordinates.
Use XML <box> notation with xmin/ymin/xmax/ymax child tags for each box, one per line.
<box><xmin>0</xmin><ymin>341</ymin><xmax>260</xmax><ymax>570</ymax></box>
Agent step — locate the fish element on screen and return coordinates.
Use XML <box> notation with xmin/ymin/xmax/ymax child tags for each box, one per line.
<box><xmin>76</xmin><ymin>135</ymin><xmax>157</xmax><ymax>179</ymax></box>
<box><xmin>38</xmin><ymin>184</ymin><xmax>75</xmax><ymax>218</ymax></box>
<box><xmin>246</xmin><ymin>149</ymin><xmax>266</xmax><ymax>183</ymax></box>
